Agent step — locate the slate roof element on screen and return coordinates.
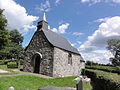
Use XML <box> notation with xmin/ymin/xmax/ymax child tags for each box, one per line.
<box><xmin>41</xmin><ymin>29</ymin><xmax>80</xmax><ymax>54</ymax></box>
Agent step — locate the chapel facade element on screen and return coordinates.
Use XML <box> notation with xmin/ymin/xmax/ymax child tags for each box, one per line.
<box><xmin>24</xmin><ymin>13</ymin><xmax>85</xmax><ymax>77</ymax></box>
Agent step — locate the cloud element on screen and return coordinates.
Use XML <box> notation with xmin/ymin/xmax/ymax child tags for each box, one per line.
<box><xmin>80</xmin><ymin>0</ymin><xmax>120</xmax><ymax>4</ymax></box>
<box><xmin>23</xmin><ymin>25</ymin><xmax>37</xmax><ymax>33</ymax></box>
<box><xmin>71</xmin><ymin>43</ymin><xmax>77</xmax><ymax>47</ymax></box>
<box><xmin>51</xmin><ymin>23</ymin><xmax>70</xmax><ymax>34</ymax></box>
<box><xmin>72</xmin><ymin>32</ymin><xmax>84</xmax><ymax>36</ymax></box>
<box><xmin>81</xmin><ymin>0</ymin><xmax>90</xmax><ymax>3</ymax></box>
<box><xmin>81</xmin><ymin>50</ymin><xmax>113</xmax><ymax>64</ymax></box>
<box><xmin>95</xmin><ymin>17</ymin><xmax>110</xmax><ymax>22</ymax></box>
<box><xmin>113</xmin><ymin>0</ymin><xmax>120</xmax><ymax>3</ymax></box>
<box><xmin>0</xmin><ymin>0</ymin><xmax>38</xmax><ymax>34</ymax></box>
<box><xmin>79</xmin><ymin>16</ymin><xmax>120</xmax><ymax>52</ymax></box>
<box><xmin>77</xmin><ymin>41</ymin><xmax>82</xmax><ymax>45</ymax></box>
<box><xmin>35</xmin><ymin>0</ymin><xmax>51</xmax><ymax>12</ymax></box>
<box><xmin>79</xmin><ymin>16</ymin><xmax>120</xmax><ymax>64</ymax></box>
<box><xmin>55</xmin><ymin>0</ymin><xmax>61</xmax><ymax>5</ymax></box>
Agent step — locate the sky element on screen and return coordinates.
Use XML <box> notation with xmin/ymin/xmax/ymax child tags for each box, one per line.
<box><xmin>1</xmin><ymin>0</ymin><xmax>120</xmax><ymax>64</ymax></box>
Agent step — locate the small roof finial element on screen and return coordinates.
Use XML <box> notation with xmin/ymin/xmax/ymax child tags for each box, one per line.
<box><xmin>42</xmin><ymin>12</ymin><xmax>47</xmax><ymax>21</ymax></box>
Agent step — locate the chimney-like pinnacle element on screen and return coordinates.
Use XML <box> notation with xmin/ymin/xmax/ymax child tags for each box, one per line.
<box><xmin>42</xmin><ymin>12</ymin><xmax>47</xmax><ymax>21</ymax></box>
<box><xmin>37</xmin><ymin>12</ymin><xmax>48</xmax><ymax>30</ymax></box>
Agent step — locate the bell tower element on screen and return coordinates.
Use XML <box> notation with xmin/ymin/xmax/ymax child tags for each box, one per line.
<box><xmin>37</xmin><ymin>13</ymin><xmax>48</xmax><ymax>30</ymax></box>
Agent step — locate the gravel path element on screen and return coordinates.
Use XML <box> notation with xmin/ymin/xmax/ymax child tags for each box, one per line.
<box><xmin>0</xmin><ymin>69</ymin><xmax>52</xmax><ymax>78</ymax></box>
<box><xmin>0</xmin><ymin>69</ymin><xmax>9</xmax><ymax>73</ymax></box>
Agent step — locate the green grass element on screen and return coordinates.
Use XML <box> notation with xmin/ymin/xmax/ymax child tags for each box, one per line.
<box><xmin>19</xmin><ymin>65</ymin><xmax>23</xmax><ymax>69</ymax></box>
<box><xmin>0</xmin><ymin>75</ymin><xmax>75</xmax><ymax>90</ymax></box>
<box><xmin>0</xmin><ymin>75</ymin><xmax>91</xmax><ymax>90</ymax></box>
<box><xmin>83</xmin><ymin>83</ymin><xmax>92</xmax><ymax>90</ymax></box>
<box><xmin>0</xmin><ymin>72</ymin><xmax>18</xmax><ymax>75</ymax></box>
<box><xmin>0</xmin><ymin>65</ymin><xmax>91</xmax><ymax>90</ymax></box>
<box><xmin>0</xmin><ymin>65</ymin><xmax>23</xmax><ymax>70</ymax></box>
<box><xmin>0</xmin><ymin>65</ymin><xmax>18</xmax><ymax>75</ymax></box>
<box><xmin>0</xmin><ymin>65</ymin><xmax>7</xmax><ymax>69</ymax></box>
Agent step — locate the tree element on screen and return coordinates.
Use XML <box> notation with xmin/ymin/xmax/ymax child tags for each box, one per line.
<box><xmin>3</xmin><ymin>29</ymin><xmax>24</xmax><ymax>60</ymax></box>
<box><xmin>0</xmin><ymin>9</ymin><xmax>7</xmax><ymax>30</ymax></box>
<box><xmin>86</xmin><ymin>61</ymin><xmax>99</xmax><ymax>66</ymax></box>
<box><xmin>0</xmin><ymin>9</ymin><xmax>24</xmax><ymax>61</ymax></box>
<box><xmin>0</xmin><ymin>30</ymin><xmax>10</xmax><ymax>50</ymax></box>
<box><xmin>8</xmin><ymin>43</ymin><xmax>24</xmax><ymax>60</ymax></box>
<box><xmin>0</xmin><ymin>9</ymin><xmax>10</xmax><ymax>50</ymax></box>
<box><xmin>9</xmin><ymin>30</ymin><xmax>24</xmax><ymax>60</ymax></box>
<box><xmin>9</xmin><ymin>29</ymin><xmax>24</xmax><ymax>45</ymax></box>
<box><xmin>107</xmin><ymin>39</ymin><xmax>120</xmax><ymax>66</ymax></box>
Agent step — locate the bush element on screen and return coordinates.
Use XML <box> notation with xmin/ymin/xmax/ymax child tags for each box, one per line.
<box><xmin>86</xmin><ymin>61</ymin><xmax>99</xmax><ymax>66</ymax></box>
<box><xmin>82</xmin><ymin>69</ymin><xmax>120</xmax><ymax>90</ymax></box>
<box><xmin>85</xmin><ymin>65</ymin><xmax>120</xmax><ymax>74</ymax></box>
<box><xmin>0</xmin><ymin>59</ymin><xmax>11</xmax><ymax>65</ymax></box>
<box><xmin>7</xmin><ymin>62</ymin><xmax>18</xmax><ymax>68</ymax></box>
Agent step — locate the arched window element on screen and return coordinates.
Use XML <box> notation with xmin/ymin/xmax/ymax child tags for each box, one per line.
<box><xmin>68</xmin><ymin>53</ymin><xmax>72</xmax><ymax>65</ymax></box>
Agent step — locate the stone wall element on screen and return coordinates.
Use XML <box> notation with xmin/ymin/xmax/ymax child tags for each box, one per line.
<box><xmin>24</xmin><ymin>30</ymin><xmax>54</xmax><ymax>76</ymax></box>
<box><xmin>53</xmin><ymin>47</ymin><xmax>84</xmax><ymax>77</ymax></box>
<box><xmin>80</xmin><ymin>61</ymin><xmax>85</xmax><ymax>70</ymax></box>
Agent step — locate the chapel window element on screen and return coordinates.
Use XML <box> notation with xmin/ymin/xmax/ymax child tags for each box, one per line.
<box><xmin>68</xmin><ymin>53</ymin><xmax>72</xmax><ymax>65</ymax></box>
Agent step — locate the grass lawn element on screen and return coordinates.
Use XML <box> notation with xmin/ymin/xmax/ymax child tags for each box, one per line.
<box><xmin>0</xmin><ymin>65</ymin><xmax>8</xmax><ymax>69</ymax></box>
<box><xmin>0</xmin><ymin>65</ymin><xmax>23</xmax><ymax>70</ymax></box>
<box><xmin>0</xmin><ymin>75</ymin><xmax>92</xmax><ymax>90</ymax></box>
<box><xmin>0</xmin><ymin>65</ymin><xmax>18</xmax><ymax>75</ymax></box>
<box><xmin>83</xmin><ymin>83</ymin><xmax>92</xmax><ymax>90</ymax></box>
<box><xmin>0</xmin><ymin>64</ymin><xmax>24</xmax><ymax>75</ymax></box>
<box><xmin>0</xmin><ymin>65</ymin><xmax>92</xmax><ymax>90</ymax></box>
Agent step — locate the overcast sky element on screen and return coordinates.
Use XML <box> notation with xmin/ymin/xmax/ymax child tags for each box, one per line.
<box><xmin>1</xmin><ymin>0</ymin><xmax>120</xmax><ymax>64</ymax></box>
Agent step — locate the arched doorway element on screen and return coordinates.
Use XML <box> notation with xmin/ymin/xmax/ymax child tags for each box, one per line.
<box><xmin>33</xmin><ymin>53</ymin><xmax>42</xmax><ymax>73</ymax></box>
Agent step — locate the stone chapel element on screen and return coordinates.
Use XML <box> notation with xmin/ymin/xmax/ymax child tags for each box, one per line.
<box><xmin>24</xmin><ymin>13</ymin><xmax>85</xmax><ymax>77</ymax></box>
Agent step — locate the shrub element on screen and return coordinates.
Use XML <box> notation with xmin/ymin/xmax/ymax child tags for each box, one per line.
<box><xmin>82</xmin><ymin>69</ymin><xmax>120</xmax><ymax>90</ymax></box>
<box><xmin>0</xmin><ymin>59</ymin><xmax>11</xmax><ymax>65</ymax></box>
<box><xmin>86</xmin><ymin>61</ymin><xmax>99</xmax><ymax>66</ymax></box>
<box><xmin>85</xmin><ymin>65</ymin><xmax>120</xmax><ymax>74</ymax></box>
<box><xmin>7</xmin><ymin>62</ymin><xmax>18</xmax><ymax>68</ymax></box>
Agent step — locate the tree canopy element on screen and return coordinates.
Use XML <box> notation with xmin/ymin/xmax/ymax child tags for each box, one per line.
<box><xmin>0</xmin><ymin>9</ymin><xmax>10</xmax><ymax>50</ymax></box>
<box><xmin>107</xmin><ymin>39</ymin><xmax>120</xmax><ymax>66</ymax></box>
<box><xmin>0</xmin><ymin>9</ymin><xmax>7</xmax><ymax>30</ymax></box>
<box><xmin>0</xmin><ymin>9</ymin><xmax>24</xmax><ymax>60</ymax></box>
<box><xmin>9</xmin><ymin>29</ymin><xmax>23</xmax><ymax>45</ymax></box>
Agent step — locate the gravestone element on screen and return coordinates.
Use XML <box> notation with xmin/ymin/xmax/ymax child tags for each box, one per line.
<box><xmin>38</xmin><ymin>86</ymin><xmax>76</xmax><ymax>90</ymax></box>
<box><xmin>74</xmin><ymin>77</ymin><xmax>83</xmax><ymax>90</ymax></box>
<box><xmin>76</xmin><ymin>79</ymin><xmax>83</xmax><ymax>90</ymax></box>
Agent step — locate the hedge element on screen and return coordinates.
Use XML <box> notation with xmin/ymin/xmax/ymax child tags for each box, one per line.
<box><xmin>0</xmin><ymin>59</ymin><xmax>11</xmax><ymax>65</ymax></box>
<box><xmin>7</xmin><ymin>62</ymin><xmax>18</xmax><ymax>68</ymax></box>
<box><xmin>0</xmin><ymin>59</ymin><xmax>20</xmax><ymax>65</ymax></box>
<box><xmin>85</xmin><ymin>65</ymin><xmax>120</xmax><ymax>74</ymax></box>
<box><xmin>83</xmin><ymin>69</ymin><xmax>120</xmax><ymax>90</ymax></box>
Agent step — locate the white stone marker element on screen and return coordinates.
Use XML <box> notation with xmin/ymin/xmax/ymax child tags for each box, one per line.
<box><xmin>8</xmin><ymin>86</ymin><xmax>14</xmax><ymax>90</ymax></box>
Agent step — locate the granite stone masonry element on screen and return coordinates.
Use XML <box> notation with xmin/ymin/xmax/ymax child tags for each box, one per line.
<box><xmin>53</xmin><ymin>47</ymin><xmax>83</xmax><ymax>77</ymax></box>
